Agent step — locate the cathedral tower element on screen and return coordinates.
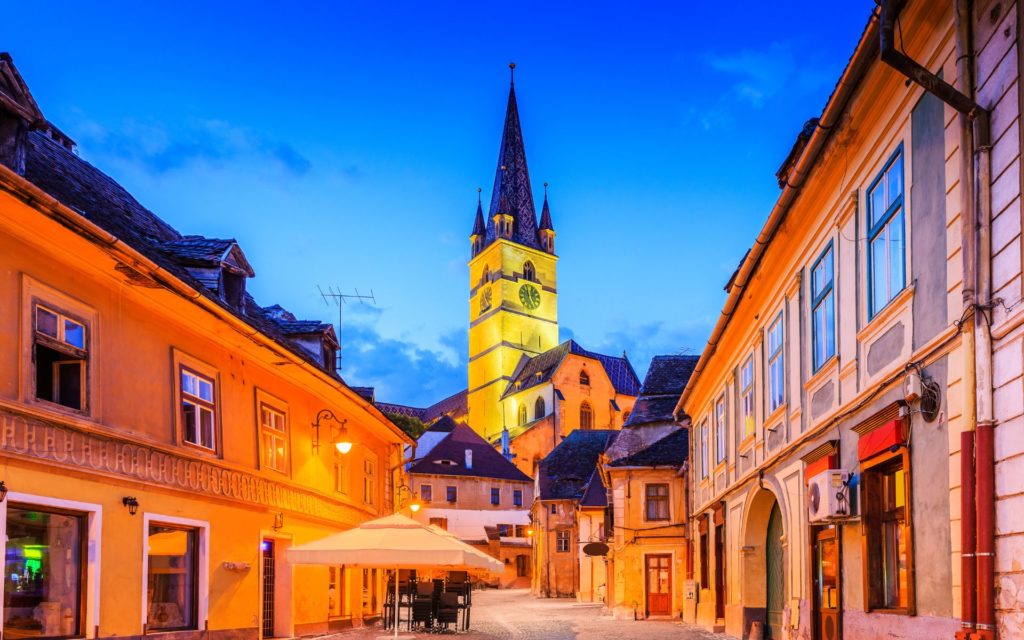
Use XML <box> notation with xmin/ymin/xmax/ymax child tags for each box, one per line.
<box><xmin>467</xmin><ymin>68</ymin><xmax>558</xmax><ymax>441</ymax></box>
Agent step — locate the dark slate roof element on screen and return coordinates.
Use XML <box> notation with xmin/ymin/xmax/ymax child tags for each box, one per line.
<box><xmin>609</xmin><ymin>428</ymin><xmax>689</xmax><ymax>468</ymax></box>
<box><xmin>376</xmin><ymin>403</ymin><xmax>427</xmax><ymax>421</ymax></box>
<box><xmin>484</xmin><ymin>81</ymin><xmax>540</xmax><ymax>250</ymax></box>
<box><xmin>579</xmin><ymin>469</ymin><xmax>608</xmax><ymax>508</ymax></box>
<box><xmin>409</xmin><ymin>422</ymin><xmax>531</xmax><ymax>482</ymax></box>
<box><xmin>377</xmin><ymin>388</ymin><xmax>468</xmax><ymax>425</ymax></box>
<box><xmin>423</xmin><ymin>416</ymin><xmax>458</xmax><ymax>433</ymax></box>
<box><xmin>20</xmin><ymin>130</ymin><xmax>343</xmax><ymax>379</ymax></box>
<box><xmin>624</xmin><ymin>355</ymin><xmax>699</xmax><ymax>426</ymax></box>
<box><xmin>502</xmin><ymin>340</ymin><xmax>640</xmax><ymax>398</ymax></box>
<box><xmin>538</xmin><ymin>430</ymin><xmax>618</xmax><ymax>500</ymax></box>
<box><xmin>350</xmin><ymin>386</ymin><xmax>375</xmax><ymax>402</ymax></box>
<box><xmin>538</xmin><ymin>193</ymin><xmax>553</xmax><ymax>231</ymax></box>
<box><xmin>471</xmin><ymin>198</ymin><xmax>486</xmax><ymax>237</ymax></box>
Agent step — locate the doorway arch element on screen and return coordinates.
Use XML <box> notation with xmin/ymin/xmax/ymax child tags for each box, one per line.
<box><xmin>740</xmin><ymin>487</ymin><xmax>786</xmax><ymax>640</ymax></box>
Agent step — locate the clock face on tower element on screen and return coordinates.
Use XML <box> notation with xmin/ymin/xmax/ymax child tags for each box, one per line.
<box><xmin>518</xmin><ymin>284</ymin><xmax>541</xmax><ymax>310</ymax></box>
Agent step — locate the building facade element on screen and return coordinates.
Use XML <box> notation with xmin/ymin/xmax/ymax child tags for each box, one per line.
<box><xmin>0</xmin><ymin>54</ymin><xmax>411</xmax><ymax>640</ymax></box>
<box><xmin>677</xmin><ymin>2</ymin><xmax>1005</xmax><ymax>639</ymax></box>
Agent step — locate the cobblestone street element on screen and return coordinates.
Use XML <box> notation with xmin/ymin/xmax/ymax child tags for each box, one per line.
<box><xmin>338</xmin><ymin>589</ymin><xmax>726</xmax><ymax>640</ymax></box>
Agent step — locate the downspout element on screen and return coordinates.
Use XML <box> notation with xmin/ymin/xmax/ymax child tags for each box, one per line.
<box><xmin>878</xmin><ymin>2</ymin><xmax>993</xmax><ymax>638</ymax></box>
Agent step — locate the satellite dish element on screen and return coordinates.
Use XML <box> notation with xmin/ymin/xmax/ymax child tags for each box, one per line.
<box><xmin>583</xmin><ymin>542</ymin><xmax>609</xmax><ymax>557</ymax></box>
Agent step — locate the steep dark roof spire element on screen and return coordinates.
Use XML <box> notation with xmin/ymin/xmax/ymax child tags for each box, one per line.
<box><xmin>538</xmin><ymin>181</ymin><xmax>553</xmax><ymax>231</ymax></box>
<box><xmin>485</xmin><ymin>64</ymin><xmax>540</xmax><ymax>249</ymax></box>
<box><xmin>471</xmin><ymin>187</ymin><xmax>485</xmax><ymax>236</ymax></box>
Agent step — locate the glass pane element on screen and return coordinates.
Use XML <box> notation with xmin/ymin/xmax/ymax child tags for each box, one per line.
<box><xmin>871</xmin><ymin>231</ymin><xmax>889</xmax><ymax>315</ymax></box>
<box><xmin>887</xmin><ymin>155</ymin><xmax>903</xmax><ymax>204</ymax></box>
<box><xmin>888</xmin><ymin>211</ymin><xmax>905</xmax><ymax>298</ymax></box>
<box><xmin>63</xmin><ymin>319</ymin><xmax>85</xmax><ymax>349</ymax></box>
<box><xmin>182</xmin><ymin>401</ymin><xmax>197</xmax><ymax>443</ymax></box>
<box><xmin>869</xmin><ymin>182</ymin><xmax>886</xmax><ymax>227</ymax></box>
<box><xmin>824</xmin><ymin>295</ymin><xmax>835</xmax><ymax>361</ymax></box>
<box><xmin>199</xmin><ymin>408</ymin><xmax>214</xmax><ymax>449</ymax></box>
<box><xmin>36</xmin><ymin>307</ymin><xmax>59</xmax><ymax>338</ymax></box>
<box><xmin>181</xmin><ymin>371</ymin><xmax>196</xmax><ymax>397</ymax></box>
<box><xmin>197</xmin><ymin>379</ymin><xmax>213</xmax><ymax>402</ymax></box>
<box><xmin>147</xmin><ymin>525</ymin><xmax>196</xmax><ymax>630</ymax></box>
<box><xmin>4</xmin><ymin>507</ymin><xmax>83</xmax><ymax>638</ymax></box>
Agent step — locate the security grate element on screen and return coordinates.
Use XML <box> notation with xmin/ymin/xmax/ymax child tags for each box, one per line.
<box><xmin>766</xmin><ymin>505</ymin><xmax>784</xmax><ymax>640</ymax></box>
<box><xmin>262</xmin><ymin>540</ymin><xmax>275</xmax><ymax>638</ymax></box>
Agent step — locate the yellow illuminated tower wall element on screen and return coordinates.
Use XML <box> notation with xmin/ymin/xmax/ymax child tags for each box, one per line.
<box><xmin>467</xmin><ymin>74</ymin><xmax>558</xmax><ymax>442</ymax></box>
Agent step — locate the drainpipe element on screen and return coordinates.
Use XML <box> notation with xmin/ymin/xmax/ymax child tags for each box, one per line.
<box><xmin>879</xmin><ymin>2</ymin><xmax>993</xmax><ymax>638</ymax></box>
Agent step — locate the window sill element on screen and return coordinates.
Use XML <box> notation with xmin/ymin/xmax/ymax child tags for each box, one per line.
<box><xmin>858</xmin><ymin>285</ymin><xmax>914</xmax><ymax>344</ymax></box>
<box><xmin>738</xmin><ymin>434</ymin><xmax>756</xmax><ymax>451</ymax></box>
<box><xmin>765</xmin><ymin>402</ymin><xmax>787</xmax><ymax>427</ymax></box>
<box><xmin>865</xmin><ymin>607</ymin><xmax>914</xmax><ymax>617</ymax></box>
<box><xmin>805</xmin><ymin>355</ymin><xmax>839</xmax><ymax>392</ymax></box>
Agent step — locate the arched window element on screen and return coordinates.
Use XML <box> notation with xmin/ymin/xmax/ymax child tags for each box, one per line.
<box><xmin>580</xmin><ymin>402</ymin><xmax>593</xmax><ymax>430</ymax></box>
<box><xmin>579</xmin><ymin>369</ymin><xmax>590</xmax><ymax>386</ymax></box>
<box><xmin>523</xmin><ymin>261</ymin><xmax>536</xmax><ymax>282</ymax></box>
<box><xmin>481</xmin><ymin>265</ymin><xmax>490</xmax><ymax>285</ymax></box>
<box><xmin>518</xmin><ymin>404</ymin><xmax>528</xmax><ymax>426</ymax></box>
<box><xmin>535</xmin><ymin>397</ymin><xmax>546</xmax><ymax>420</ymax></box>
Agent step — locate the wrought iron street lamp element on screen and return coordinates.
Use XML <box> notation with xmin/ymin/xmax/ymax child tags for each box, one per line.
<box><xmin>396</xmin><ymin>485</ymin><xmax>422</xmax><ymax>513</ymax></box>
<box><xmin>312</xmin><ymin>409</ymin><xmax>353</xmax><ymax>455</ymax></box>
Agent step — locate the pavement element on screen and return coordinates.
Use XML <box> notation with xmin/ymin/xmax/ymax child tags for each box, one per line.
<box><xmin>330</xmin><ymin>588</ymin><xmax>729</xmax><ymax>640</ymax></box>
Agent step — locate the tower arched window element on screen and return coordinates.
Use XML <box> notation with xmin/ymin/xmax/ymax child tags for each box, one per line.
<box><xmin>535</xmin><ymin>397</ymin><xmax>546</xmax><ymax>420</ymax></box>
<box><xmin>579</xmin><ymin>369</ymin><xmax>590</xmax><ymax>386</ymax></box>
<box><xmin>518</xmin><ymin>404</ymin><xmax>528</xmax><ymax>426</ymax></box>
<box><xmin>481</xmin><ymin>265</ymin><xmax>491</xmax><ymax>286</ymax></box>
<box><xmin>580</xmin><ymin>402</ymin><xmax>593</xmax><ymax>430</ymax></box>
<box><xmin>523</xmin><ymin>261</ymin><xmax>536</xmax><ymax>282</ymax></box>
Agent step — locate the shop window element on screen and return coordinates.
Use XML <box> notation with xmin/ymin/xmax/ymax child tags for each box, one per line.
<box><xmin>491</xmin><ymin>487</ymin><xmax>501</xmax><ymax>505</ymax></box>
<box><xmin>147</xmin><ymin>524</ymin><xmax>198</xmax><ymax>630</ymax></box>
<box><xmin>534</xmin><ymin>397</ymin><xmax>546</xmax><ymax>420</ymax></box>
<box><xmin>180</xmin><ymin>368</ymin><xmax>216</xmax><ymax>450</ymax></box>
<box><xmin>446</xmin><ymin>486</ymin><xmax>458</xmax><ymax>503</ymax></box>
<box><xmin>767</xmin><ymin>314</ymin><xmax>785</xmax><ymax>412</ymax></box>
<box><xmin>260</xmin><ymin>402</ymin><xmax>288</xmax><ymax>473</ymax></box>
<box><xmin>580</xmin><ymin>402</ymin><xmax>593</xmax><ymax>430</ymax></box>
<box><xmin>4</xmin><ymin>504</ymin><xmax>86</xmax><ymax>638</ymax></box>
<box><xmin>518</xmin><ymin>404</ymin><xmax>528</xmax><ymax>426</ymax></box>
<box><xmin>645</xmin><ymin>484</ymin><xmax>670</xmax><ymax>521</ymax></box>
<box><xmin>33</xmin><ymin>304</ymin><xmax>88</xmax><ymax>411</ymax></box>
<box><xmin>556</xmin><ymin>530</ymin><xmax>570</xmax><ymax>553</ymax></box>
<box><xmin>862</xmin><ymin>450</ymin><xmax>913</xmax><ymax>613</ymax></box>
<box><xmin>715</xmin><ymin>395</ymin><xmax>727</xmax><ymax>463</ymax></box>
<box><xmin>740</xmin><ymin>356</ymin><xmax>755</xmax><ymax>439</ymax></box>
<box><xmin>811</xmin><ymin>244</ymin><xmax>836</xmax><ymax>370</ymax></box>
<box><xmin>867</xmin><ymin>148</ymin><xmax>906</xmax><ymax>318</ymax></box>
<box><xmin>513</xmin><ymin>489</ymin><xmax>523</xmax><ymax>507</ymax></box>
<box><xmin>420</xmin><ymin>484</ymin><xmax>432</xmax><ymax>503</ymax></box>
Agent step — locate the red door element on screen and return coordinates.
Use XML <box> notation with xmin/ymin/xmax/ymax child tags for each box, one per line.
<box><xmin>645</xmin><ymin>554</ymin><xmax>672</xmax><ymax>616</ymax></box>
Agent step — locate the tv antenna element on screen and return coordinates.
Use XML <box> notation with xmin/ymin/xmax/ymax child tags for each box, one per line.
<box><xmin>317</xmin><ymin>285</ymin><xmax>376</xmax><ymax>371</ymax></box>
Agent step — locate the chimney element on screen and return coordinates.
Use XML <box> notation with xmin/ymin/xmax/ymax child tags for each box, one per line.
<box><xmin>0</xmin><ymin>53</ymin><xmax>46</xmax><ymax>176</ymax></box>
<box><xmin>465</xmin><ymin>449</ymin><xmax>473</xmax><ymax>470</ymax></box>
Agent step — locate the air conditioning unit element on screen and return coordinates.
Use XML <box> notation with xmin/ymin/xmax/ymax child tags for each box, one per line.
<box><xmin>807</xmin><ymin>469</ymin><xmax>850</xmax><ymax>522</ymax></box>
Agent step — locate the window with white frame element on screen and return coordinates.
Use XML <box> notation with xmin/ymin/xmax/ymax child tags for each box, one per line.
<box><xmin>715</xmin><ymin>395</ymin><xmax>727</xmax><ymax>463</ymax></box>
<box><xmin>420</xmin><ymin>484</ymin><xmax>432</xmax><ymax>503</ymax></box>
<box><xmin>811</xmin><ymin>244</ymin><xmax>836</xmax><ymax>371</ymax></box>
<box><xmin>33</xmin><ymin>304</ymin><xmax>88</xmax><ymax>411</ymax></box>
<box><xmin>363</xmin><ymin>459</ymin><xmax>376</xmax><ymax>505</ymax></box>
<box><xmin>699</xmin><ymin>419</ymin><xmax>709</xmax><ymax>478</ymax></box>
<box><xmin>556</xmin><ymin>530</ymin><xmax>570</xmax><ymax>552</ymax></box>
<box><xmin>740</xmin><ymin>356</ymin><xmax>755</xmax><ymax>440</ymax></box>
<box><xmin>180</xmin><ymin>368</ymin><xmax>216</xmax><ymax>450</ymax></box>
<box><xmin>334</xmin><ymin>457</ymin><xmax>348</xmax><ymax>494</ymax></box>
<box><xmin>867</xmin><ymin>149</ymin><xmax>906</xmax><ymax>318</ymax></box>
<box><xmin>767</xmin><ymin>314</ymin><xmax>785</xmax><ymax>413</ymax></box>
<box><xmin>260</xmin><ymin>402</ymin><xmax>288</xmax><ymax>473</ymax></box>
<box><xmin>146</xmin><ymin>523</ymin><xmax>199</xmax><ymax>630</ymax></box>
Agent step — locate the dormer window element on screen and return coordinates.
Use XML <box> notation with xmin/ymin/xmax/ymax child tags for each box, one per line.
<box><xmin>434</xmin><ymin>459</ymin><xmax>460</xmax><ymax>468</ymax></box>
<box><xmin>222</xmin><ymin>270</ymin><xmax>245</xmax><ymax>308</ymax></box>
<box><xmin>323</xmin><ymin>343</ymin><xmax>338</xmax><ymax>373</ymax></box>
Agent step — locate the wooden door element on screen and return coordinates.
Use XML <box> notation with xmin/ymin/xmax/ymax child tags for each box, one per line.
<box><xmin>714</xmin><ymin>523</ymin><xmax>726</xmax><ymax>619</ymax></box>
<box><xmin>813</xmin><ymin>528</ymin><xmax>841</xmax><ymax>640</ymax></box>
<box><xmin>645</xmin><ymin>554</ymin><xmax>672</xmax><ymax>616</ymax></box>
<box><xmin>766</xmin><ymin>504</ymin><xmax>784</xmax><ymax>639</ymax></box>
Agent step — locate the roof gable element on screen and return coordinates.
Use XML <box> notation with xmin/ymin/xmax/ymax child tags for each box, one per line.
<box><xmin>538</xmin><ymin>429</ymin><xmax>618</xmax><ymax>500</ymax></box>
<box><xmin>409</xmin><ymin>422</ymin><xmax>530</xmax><ymax>482</ymax></box>
<box><xmin>609</xmin><ymin>428</ymin><xmax>688</xmax><ymax>468</ymax></box>
<box><xmin>503</xmin><ymin>340</ymin><xmax>640</xmax><ymax>399</ymax></box>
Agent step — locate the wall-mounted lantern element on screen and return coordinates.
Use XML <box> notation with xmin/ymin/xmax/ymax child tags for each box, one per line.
<box><xmin>122</xmin><ymin>496</ymin><xmax>139</xmax><ymax>516</ymax></box>
<box><xmin>312</xmin><ymin>409</ymin><xmax>353</xmax><ymax>455</ymax></box>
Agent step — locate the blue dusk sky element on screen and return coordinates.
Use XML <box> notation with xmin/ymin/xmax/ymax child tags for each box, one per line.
<box><xmin>3</xmin><ymin>2</ymin><xmax>872</xmax><ymax>407</ymax></box>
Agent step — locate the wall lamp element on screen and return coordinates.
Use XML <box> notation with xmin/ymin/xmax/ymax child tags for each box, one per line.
<box><xmin>312</xmin><ymin>409</ymin><xmax>353</xmax><ymax>455</ymax></box>
<box><xmin>396</xmin><ymin>485</ymin><xmax>422</xmax><ymax>513</ymax></box>
<box><xmin>0</xmin><ymin>480</ymin><xmax>8</xmax><ymax>502</ymax></box>
<box><xmin>122</xmin><ymin>496</ymin><xmax>139</xmax><ymax>516</ymax></box>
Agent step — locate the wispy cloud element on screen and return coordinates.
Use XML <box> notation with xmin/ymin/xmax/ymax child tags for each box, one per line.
<box><xmin>705</xmin><ymin>41</ymin><xmax>834</xmax><ymax>108</ymax></box>
<box><xmin>75</xmin><ymin>117</ymin><xmax>313</xmax><ymax>177</ymax></box>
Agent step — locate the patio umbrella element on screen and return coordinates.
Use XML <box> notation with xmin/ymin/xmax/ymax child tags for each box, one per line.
<box><xmin>287</xmin><ymin>513</ymin><xmax>503</xmax><ymax>637</ymax></box>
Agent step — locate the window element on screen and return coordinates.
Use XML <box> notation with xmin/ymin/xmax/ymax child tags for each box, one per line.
<box><xmin>645</xmin><ymin>484</ymin><xmax>670</xmax><ymax>521</ymax></box>
<box><xmin>147</xmin><ymin>524</ymin><xmax>198</xmax><ymax>630</ymax></box>
<box><xmin>523</xmin><ymin>261</ymin><xmax>536</xmax><ymax>282</ymax></box>
<box><xmin>550</xmin><ymin>503</ymin><xmax>557</xmax><ymax>515</ymax></box>
<box><xmin>515</xmin><ymin>525</ymin><xmax>527</xmax><ymax>537</ymax></box>
<box><xmin>498</xmin><ymin>524</ymin><xmax>512</xmax><ymax>537</ymax></box>
<box><xmin>699</xmin><ymin>420</ymin><xmax>709</xmax><ymax>478</ymax></box>
<box><xmin>579</xmin><ymin>370</ymin><xmax>590</xmax><ymax>386</ymax></box>
<box><xmin>715</xmin><ymin>395</ymin><xmax>727</xmax><ymax>463</ymax></box>
<box><xmin>180</xmin><ymin>368</ymin><xmax>216</xmax><ymax>450</ymax></box>
<box><xmin>516</xmin><ymin>555</ymin><xmax>528</xmax><ymax>577</ymax></box>
<box><xmin>556</xmin><ymin>530</ymin><xmax>570</xmax><ymax>553</ymax></box>
<box><xmin>513</xmin><ymin>489</ymin><xmax>523</xmax><ymax>507</ymax></box>
<box><xmin>333</xmin><ymin>458</ymin><xmax>348</xmax><ymax>494</ymax></box>
<box><xmin>33</xmin><ymin>304</ymin><xmax>88</xmax><ymax>411</ymax></box>
<box><xmin>740</xmin><ymin>356</ymin><xmax>755</xmax><ymax>440</ymax></box>
<box><xmin>4</xmin><ymin>504</ymin><xmax>86</xmax><ymax>638</ymax></box>
<box><xmin>518</xmin><ymin>404</ymin><xmax>528</xmax><ymax>426</ymax></box>
<box><xmin>535</xmin><ymin>397</ymin><xmax>546</xmax><ymax>420</ymax></box>
<box><xmin>491</xmin><ymin>487</ymin><xmax>501</xmax><ymax>505</ymax></box>
<box><xmin>446</xmin><ymin>486</ymin><xmax>458</xmax><ymax>503</ymax></box>
<box><xmin>429</xmin><ymin>517</ymin><xmax>448</xmax><ymax>530</ymax></box>
<box><xmin>868</xmin><ymin>149</ymin><xmax>906</xmax><ymax>317</ymax></box>
<box><xmin>767</xmin><ymin>314</ymin><xmax>785</xmax><ymax>413</ymax></box>
<box><xmin>363</xmin><ymin>459</ymin><xmax>376</xmax><ymax>506</ymax></box>
<box><xmin>420</xmin><ymin>484</ymin><xmax>432</xmax><ymax>503</ymax></box>
<box><xmin>863</xmin><ymin>450</ymin><xmax>913</xmax><ymax>612</ymax></box>
<box><xmin>811</xmin><ymin>244</ymin><xmax>836</xmax><ymax>371</ymax></box>
<box><xmin>260</xmin><ymin>403</ymin><xmax>288</xmax><ymax>473</ymax></box>
<box><xmin>580</xmin><ymin>402</ymin><xmax>593</xmax><ymax>430</ymax></box>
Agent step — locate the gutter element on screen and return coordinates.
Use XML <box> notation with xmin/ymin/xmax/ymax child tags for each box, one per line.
<box><xmin>0</xmin><ymin>163</ymin><xmax>413</xmax><ymax>447</ymax></box>
<box><xmin>675</xmin><ymin>11</ymin><xmax>881</xmax><ymax>417</ymax></box>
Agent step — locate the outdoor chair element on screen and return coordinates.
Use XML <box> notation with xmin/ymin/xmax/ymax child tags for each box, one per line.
<box><xmin>410</xmin><ymin>581</ymin><xmax>436</xmax><ymax>630</ymax></box>
<box><xmin>436</xmin><ymin>592</ymin><xmax>460</xmax><ymax>631</ymax></box>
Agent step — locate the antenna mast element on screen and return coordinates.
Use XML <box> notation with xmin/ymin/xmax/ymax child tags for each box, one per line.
<box><xmin>317</xmin><ymin>285</ymin><xmax>376</xmax><ymax>371</ymax></box>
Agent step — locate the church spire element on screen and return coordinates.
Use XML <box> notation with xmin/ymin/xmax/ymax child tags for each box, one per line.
<box><xmin>485</xmin><ymin>63</ymin><xmax>540</xmax><ymax>249</ymax></box>
<box><xmin>538</xmin><ymin>182</ymin><xmax>553</xmax><ymax>231</ymax></box>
